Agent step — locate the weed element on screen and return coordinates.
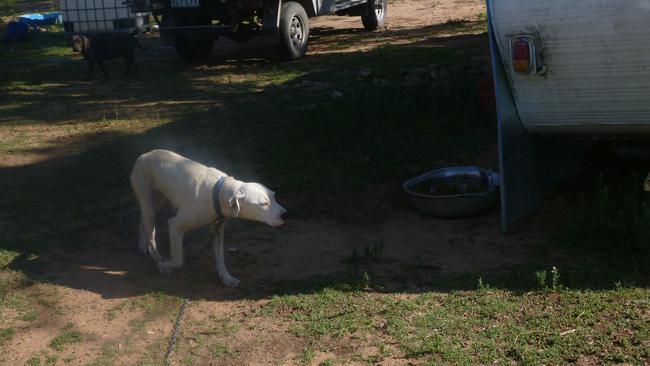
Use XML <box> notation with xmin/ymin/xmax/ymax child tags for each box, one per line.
<box><xmin>211</xmin><ymin>343</ymin><xmax>230</xmax><ymax>358</ymax></box>
<box><xmin>106</xmin><ymin>301</ymin><xmax>127</xmax><ymax>321</ymax></box>
<box><xmin>477</xmin><ymin>277</ymin><xmax>491</xmax><ymax>291</ymax></box>
<box><xmin>535</xmin><ymin>270</ymin><xmax>547</xmax><ymax>289</ymax></box>
<box><xmin>44</xmin><ymin>354</ymin><xmax>58</xmax><ymax>366</ymax></box>
<box><xmin>0</xmin><ymin>327</ymin><xmax>15</xmax><ymax>346</ymax></box>
<box><xmin>128</xmin><ymin>292</ymin><xmax>182</xmax><ymax>331</ymax></box>
<box><xmin>298</xmin><ymin>347</ymin><xmax>315</xmax><ymax>365</ymax></box>
<box><xmin>49</xmin><ymin>323</ymin><xmax>81</xmax><ymax>351</ymax></box>
<box><xmin>551</xmin><ymin>266</ymin><xmax>561</xmax><ymax>291</ymax></box>
<box><xmin>25</xmin><ymin>356</ymin><xmax>41</xmax><ymax>366</ymax></box>
<box><xmin>87</xmin><ymin>340</ymin><xmax>121</xmax><ymax>366</ymax></box>
<box><xmin>361</xmin><ymin>272</ymin><xmax>371</xmax><ymax>289</ymax></box>
<box><xmin>347</xmin><ymin>242</ymin><xmax>384</xmax><ymax>265</ymax></box>
<box><xmin>20</xmin><ymin>310</ymin><xmax>38</xmax><ymax>322</ymax></box>
<box><xmin>363</xmin><ymin>242</ymin><xmax>384</xmax><ymax>262</ymax></box>
<box><xmin>0</xmin><ymin>249</ymin><xmax>18</xmax><ymax>269</ymax></box>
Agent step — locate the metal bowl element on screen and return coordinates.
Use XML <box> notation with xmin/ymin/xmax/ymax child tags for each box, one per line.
<box><xmin>403</xmin><ymin>167</ymin><xmax>499</xmax><ymax>218</ymax></box>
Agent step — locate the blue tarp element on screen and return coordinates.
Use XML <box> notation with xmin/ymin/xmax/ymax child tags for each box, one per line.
<box><xmin>2</xmin><ymin>21</ymin><xmax>29</xmax><ymax>43</ymax></box>
<box><xmin>18</xmin><ymin>12</ymin><xmax>62</xmax><ymax>27</ymax></box>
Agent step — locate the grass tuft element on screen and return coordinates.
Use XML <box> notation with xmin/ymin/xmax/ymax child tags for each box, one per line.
<box><xmin>49</xmin><ymin>323</ymin><xmax>82</xmax><ymax>351</ymax></box>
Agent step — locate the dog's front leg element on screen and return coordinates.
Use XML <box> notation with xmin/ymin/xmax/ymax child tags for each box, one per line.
<box><xmin>84</xmin><ymin>61</ymin><xmax>94</xmax><ymax>81</ymax></box>
<box><xmin>212</xmin><ymin>221</ymin><xmax>240</xmax><ymax>288</ymax></box>
<box><xmin>157</xmin><ymin>215</ymin><xmax>186</xmax><ymax>274</ymax></box>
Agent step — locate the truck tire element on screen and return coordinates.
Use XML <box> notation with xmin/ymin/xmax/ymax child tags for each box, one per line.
<box><xmin>361</xmin><ymin>0</ymin><xmax>386</xmax><ymax>31</ymax></box>
<box><xmin>175</xmin><ymin>35</ymin><xmax>213</xmax><ymax>63</ymax></box>
<box><xmin>278</xmin><ymin>1</ymin><xmax>309</xmax><ymax>60</ymax></box>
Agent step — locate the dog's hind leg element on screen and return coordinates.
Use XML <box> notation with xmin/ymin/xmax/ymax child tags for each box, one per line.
<box><xmin>125</xmin><ymin>52</ymin><xmax>137</xmax><ymax>76</ymax></box>
<box><xmin>84</xmin><ymin>61</ymin><xmax>94</xmax><ymax>81</ymax></box>
<box><xmin>130</xmin><ymin>165</ymin><xmax>160</xmax><ymax>262</ymax></box>
<box><xmin>137</xmin><ymin>199</ymin><xmax>159</xmax><ymax>262</ymax></box>
<box><xmin>97</xmin><ymin>60</ymin><xmax>109</xmax><ymax>78</ymax></box>
<box><xmin>138</xmin><ymin>215</ymin><xmax>147</xmax><ymax>254</ymax></box>
<box><xmin>124</xmin><ymin>55</ymin><xmax>132</xmax><ymax>75</ymax></box>
<box><xmin>212</xmin><ymin>221</ymin><xmax>240</xmax><ymax>287</ymax></box>
<box><xmin>157</xmin><ymin>213</ymin><xmax>189</xmax><ymax>274</ymax></box>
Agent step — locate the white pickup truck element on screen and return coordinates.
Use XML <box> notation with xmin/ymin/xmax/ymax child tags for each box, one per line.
<box><xmin>488</xmin><ymin>0</ymin><xmax>650</xmax><ymax>229</ymax></box>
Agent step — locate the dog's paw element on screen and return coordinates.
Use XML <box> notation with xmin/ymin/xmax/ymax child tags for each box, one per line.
<box><xmin>149</xmin><ymin>248</ymin><xmax>161</xmax><ymax>262</ymax></box>
<box><xmin>157</xmin><ymin>261</ymin><xmax>174</xmax><ymax>275</ymax></box>
<box><xmin>221</xmin><ymin>276</ymin><xmax>240</xmax><ymax>288</ymax></box>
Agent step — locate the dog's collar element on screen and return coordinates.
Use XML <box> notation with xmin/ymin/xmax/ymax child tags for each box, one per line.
<box><xmin>212</xmin><ymin>176</ymin><xmax>227</xmax><ymax>222</ymax></box>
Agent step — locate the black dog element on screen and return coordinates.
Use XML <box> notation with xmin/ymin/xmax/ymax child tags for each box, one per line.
<box><xmin>72</xmin><ymin>33</ymin><xmax>146</xmax><ymax>80</ymax></box>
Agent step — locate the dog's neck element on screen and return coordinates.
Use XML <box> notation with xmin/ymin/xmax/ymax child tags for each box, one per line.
<box><xmin>80</xmin><ymin>35</ymin><xmax>90</xmax><ymax>53</ymax></box>
<box><xmin>215</xmin><ymin>176</ymin><xmax>241</xmax><ymax>220</ymax></box>
<box><xmin>212</xmin><ymin>176</ymin><xmax>227</xmax><ymax>221</ymax></box>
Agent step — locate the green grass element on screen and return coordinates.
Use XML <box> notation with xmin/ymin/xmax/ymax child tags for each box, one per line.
<box><xmin>319</xmin><ymin>359</ymin><xmax>334</xmax><ymax>366</ymax></box>
<box><xmin>0</xmin><ymin>327</ymin><xmax>15</xmax><ymax>346</ymax></box>
<box><xmin>0</xmin><ymin>272</ymin><xmax>38</xmax><ymax>325</ymax></box>
<box><xmin>44</xmin><ymin>354</ymin><xmax>58</xmax><ymax>366</ymax></box>
<box><xmin>49</xmin><ymin>323</ymin><xmax>81</xmax><ymax>351</ymax></box>
<box><xmin>25</xmin><ymin>356</ymin><xmax>41</xmax><ymax>366</ymax></box>
<box><xmin>136</xmin><ymin>335</ymin><xmax>168</xmax><ymax>366</ymax></box>
<box><xmin>263</xmin><ymin>285</ymin><xmax>650</xmax><ymax>365</ymax></box>
<box><xmin>87</xmin><ymin>340</ymin><xmax>121</xmax><ymax>366</ymax></box>
<box><xmin>298</xmin><ymin>347</ymin><xmax>316</xmax><ymax>365</ymax></box>
<box><xmin>265</xmin><ymin>287</ymin><xmax>376</xmax><ymax>338</ymax></box>
<box><xmin>210</xmin><ymin>343</ymin><xmax>230</xmax><ymax>358</ymax></box>
<box><xmin>0</xmin><ymin>26</ymin><xmax>70</xmax><ymax>63</ymax></box>
<box><xmin>128</xmin><ymin>292</ymin><xmax>182</xmax><ymax>331</ymax></box>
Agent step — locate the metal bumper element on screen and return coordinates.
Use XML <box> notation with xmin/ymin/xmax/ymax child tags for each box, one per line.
<box><xmin>160</xmin><ymin>25</ymin><xmax>230</xmax><ymax>36</ymax></box>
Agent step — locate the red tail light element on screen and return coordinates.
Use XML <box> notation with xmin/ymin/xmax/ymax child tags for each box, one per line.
<box><xmin>511</xmin><ymin>37</ymin><xmax>534</xmax><ymax>74</ymax></box>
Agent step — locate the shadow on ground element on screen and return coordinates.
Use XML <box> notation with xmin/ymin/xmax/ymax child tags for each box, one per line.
<box><xmin>1</xmin><ymin>23</ymin><xmax>648</xmax><ymax>305</ymax></box>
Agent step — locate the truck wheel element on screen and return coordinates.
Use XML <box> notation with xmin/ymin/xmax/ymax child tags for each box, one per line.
<box><xmin>175</xmin><ymin>35</ymin><xmax>213</xmax><ymax>62</ymax></box>
<box><xmin>278</xmin><ymin>1</ymin><xmax>309</xmax><ymax>60</ymax></box>
<box><xmin>361</xmin><ymin>0</ymin><xmax>386</xmax><ymax>31</ymax></box>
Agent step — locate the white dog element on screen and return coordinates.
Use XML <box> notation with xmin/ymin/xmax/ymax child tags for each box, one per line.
<box><xmin>129</xmin><ymin>149</ymin><xmax>287</xmax><ymax>287</ymax></box>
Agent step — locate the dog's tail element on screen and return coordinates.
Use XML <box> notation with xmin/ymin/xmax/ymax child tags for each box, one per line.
<box><xmin>133</xmin><ymin>37</ymin><xmax>151</xmax><ymax>50</ymax></box>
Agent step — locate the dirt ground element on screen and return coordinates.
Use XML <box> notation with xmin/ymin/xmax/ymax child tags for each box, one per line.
<box><xmin>0</xmin><ymin>0</ymin><xmax>584</xmax><ymax>364</ymax></box>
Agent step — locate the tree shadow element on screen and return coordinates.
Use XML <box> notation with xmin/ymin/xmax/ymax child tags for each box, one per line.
<box><xmin>1</xmin><ymin>24</ymin><xmax>648</xmax><ymax>306</ymax></box>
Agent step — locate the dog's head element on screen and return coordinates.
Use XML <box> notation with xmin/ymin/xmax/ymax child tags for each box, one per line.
<box><xmin>227</xmin><ymin>181</ymin><xmax>287</xmax><ymax>227</ymax></box>
<box><xmin>71</xmin><ymin>35</ymin><xmax>88</xmax><ymax>53</ymax></box>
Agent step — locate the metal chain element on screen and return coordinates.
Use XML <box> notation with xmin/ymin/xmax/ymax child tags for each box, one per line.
<box><xmin>164</xmin><ymin>298</ymin><xmax>190</xmax><ymax>366</ymax></box>
<box><xmin>119</xmin><ymin>209</ymin><xmax>214</xmax><ymax>365</ymax></box>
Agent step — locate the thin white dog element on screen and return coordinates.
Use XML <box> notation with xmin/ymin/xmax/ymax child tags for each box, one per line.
<box><xmin>129</xmin><ymin>149</ymin><xmax>287</xmax><ymax>287</ymax></box>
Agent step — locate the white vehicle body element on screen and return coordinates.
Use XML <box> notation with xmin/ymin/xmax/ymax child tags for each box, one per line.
<box><xmin>490</xmin><ymin>0</ymin><xmax>650</xmax><ymax>135</ymax></box>
<box><xmin>488</xmin><ymin>0</ymin><xmax>650</xmax><ymax>229</ymax></box>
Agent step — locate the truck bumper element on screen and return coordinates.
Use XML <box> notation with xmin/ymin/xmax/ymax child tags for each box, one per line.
<box><xmin>159</xmin><ymin>25</ymin><xmax>230</xmax><ymax>44</ymax></box>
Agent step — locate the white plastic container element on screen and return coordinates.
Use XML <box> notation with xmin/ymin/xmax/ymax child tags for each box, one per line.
<box><xmin>60</xmin><ymin>0</ymin><xmax>149</xmax><ymax>33</ymax></box>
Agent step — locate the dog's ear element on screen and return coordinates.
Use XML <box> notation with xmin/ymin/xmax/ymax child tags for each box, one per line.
<box><xmin>229</xmin><ymin>189</ymin><xmax>246</xmax><ymax>217</ymax></box>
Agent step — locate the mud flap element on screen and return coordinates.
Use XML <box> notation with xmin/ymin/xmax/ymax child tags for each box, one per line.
<box><xmin>488</xmin><ymin>3</ymin><xmax>590</xmax><ymax>231</ymax></box>
<box><xmin>262</xmin><ymin>0</ymin><xmax>281</xmax><ymax>45</ymax></box>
